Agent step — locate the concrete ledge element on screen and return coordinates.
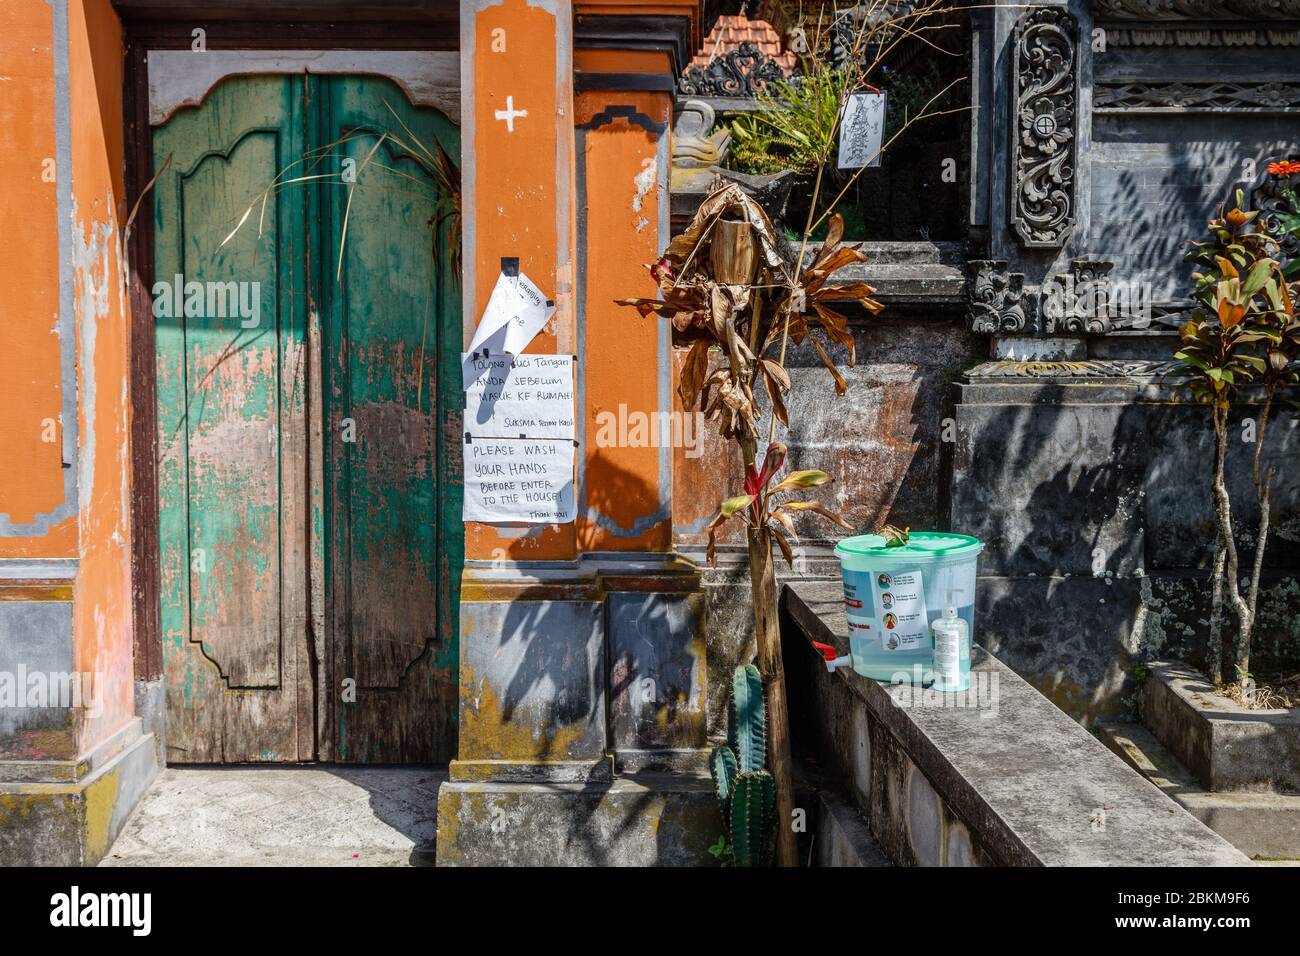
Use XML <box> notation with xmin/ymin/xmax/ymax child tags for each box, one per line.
<box><xmin>436</xmin><ymin>773</ymin><xmax>720</xmax><ymax>866</ymax></box>
<box><xmin>1141</xmin><ymin>660</ymin><xmax>1300</xmax><ymax>793</ymax></box>
<box><xmin>448</xmin><ymin>757</ymin><xmax>614</xmax><ymax>784</ymax></box>
<box><xmin>0</xmin><ymin>724</ymin><xmax>159</xmax><ymax>866</ymax></box>
<box><xmin>1100</xmin><ymin>721</ymin><xmax>1300</xmax><ymax>860</ymax></box>
<box><xmin>783</xmin><ymin>581</ymin><xmax>1248</xmax><ymax>866</ymax></box>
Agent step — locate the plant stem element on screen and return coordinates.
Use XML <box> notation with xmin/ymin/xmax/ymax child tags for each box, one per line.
<box><xmin>1245</xmin><ymin>391</ymin><xmax>1276</xmax><ymax>684</ymax></box>
<box><xmin>1208</xmin><ymin>536</ymin><xmax>1226</xmax><ymax>685</ymax></box>
<box><xmin>737</xmin><ymin>430</ymin><xmax>797</xmax><ymax>867</ymax></box>
<box><xmin>1213</xmin><ymin>403</ymin><xmax>1252</xmax><ymax>679</ymax></box>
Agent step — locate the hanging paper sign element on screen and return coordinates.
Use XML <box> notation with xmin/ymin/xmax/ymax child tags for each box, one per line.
<box><xmin>837</xmin><ymin>90</ymin><xmax>887</xmax><ymax>170</ymax></box>
<box><xmin>466</xmin><ymin>268</ymin><xmax>556</xmax><ymax>357</ymax></box>
<box><xmin>462</xmin><ymin>437</ymin><xmax>576</xmax><ymax>524</ymax></box>
<box><xmin>462</xmin><ymin>352</ymin><xmax>575</xmax><ymax>440</ymax></box>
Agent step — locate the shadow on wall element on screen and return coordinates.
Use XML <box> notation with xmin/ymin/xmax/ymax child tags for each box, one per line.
<box><xmin>961</xmin><ymin>391</ymin><xmax>1300</xmax><ymax>723</ymax></box>
<box><xmin>1086</xmin><ymin>116</ymin><xmax>1297</xmax><ymax>301</ymax></box>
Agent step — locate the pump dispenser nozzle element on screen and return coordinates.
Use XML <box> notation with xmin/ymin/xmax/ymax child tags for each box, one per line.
<box><xmin>945</xmin><ymin>587</ymin><xmax>965</xmax><ymax>619</ymax></box>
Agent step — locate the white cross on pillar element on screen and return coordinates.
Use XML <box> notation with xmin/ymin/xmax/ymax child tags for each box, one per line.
<box><xmin>494</xmin><ymin>96</ymin><xmax>528</xmax><ymax>133</ymax></box>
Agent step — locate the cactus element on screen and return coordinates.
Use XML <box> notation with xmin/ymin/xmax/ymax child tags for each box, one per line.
<box><xmin>710</xmin><ymin>664</ymin><xmax>776</xmax><ymax>866</ymax></box>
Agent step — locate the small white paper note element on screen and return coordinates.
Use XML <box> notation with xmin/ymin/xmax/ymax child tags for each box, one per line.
<box><xmin>875</xmin><ymin>568</ymin><xmax>929</xmax><ymax>652</ymax></box>
<box><xmin>462</xmin><ymin>437</ymin><xmax>576</xmax><ymax>524</ymax></box>
<box><xmin>467</xmin><ymin>270</ymin><xmax>556</xmax><ymax>357</ymax></box>
<box><xmin>462</xmin><ymin>352</ymin><xmax>575</xmax><ymax>440</ymax></box>
<box><xmin>838</xmin><ymin>90</ymin><xmax>887</xmax><ymax>170</ymax></box>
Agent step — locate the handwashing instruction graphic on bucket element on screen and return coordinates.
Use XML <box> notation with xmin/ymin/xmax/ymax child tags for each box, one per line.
<box><xmin>835</xmin><ymin>532</ymin><xmax>983</xmax><ymax>683</ymax></box>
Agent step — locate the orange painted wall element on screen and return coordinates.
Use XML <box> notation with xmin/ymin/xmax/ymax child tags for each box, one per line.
<box><xmin>0</xmin><ymin>0</ymin><xmax>134</xmax><ymax>752</ymax></box>
<box><xmin>0</xmin><ymin>0</ymin><xmax>75</xmax><ymax>557</ymax></box>
<box><xmin>573</xmin><ymin>49</ymin><xmax>671</xmax><ymax>74</ymax></box>
<box><xmin>577</xmin><ymin>90</ymin><xmax>672</xmax><ymax>552</ymax></box>
<box><xmin>464</xmin><ymin>0</ymin><xmax>577</xmax><ymax>562</ymax></box>
<box><xmin>68</xmin><ymin>0</ymin><xmax>135</xmax><ymax>751</ymax></box>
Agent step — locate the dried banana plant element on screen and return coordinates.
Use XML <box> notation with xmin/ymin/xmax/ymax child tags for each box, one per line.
<box><xmin>615</xmin><ymin>178</ymin><xmax>882</xmax><ymax>868</ymax></box>
<box><xmin>617</xmin><ymin>181</ymin><xmax>881</xmax><ymax>443</ymax></box>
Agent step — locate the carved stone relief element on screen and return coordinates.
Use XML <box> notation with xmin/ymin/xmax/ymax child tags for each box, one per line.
<box><xmin>1250</xmin><ymin>161</ymin><xmax>1300</xmax><ymax>263</ymax></box>
<box><xmin>968</xmin><ymin>261</ymin><xmax>1029</xmax><ymax>334</ymax></box>
<box><xmin>1091</xmin><ymin>0</ymin><xmax>1300</xmax><ymax>18</ymax></box>
<box><xmin>678</xmin><ymin>42</ymin><xmax>787</xmax><ymax>96</ymax></box>
<box><xmin>1095</xmin><ymin>81</ymin><xmax>1300</xmax><ymax>111</ymax></box>
<box><xmin>1042</xmin><ymin>260</ymin><xmax>1116</xmax><ymax>334</ymax></box>
<box><xmin>1010</xmin><ymin>8</ymin><xmax>1079</xmax><ymax>249</ymax></box>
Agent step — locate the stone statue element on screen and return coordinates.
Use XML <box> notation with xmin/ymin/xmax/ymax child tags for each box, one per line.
<box><xmin>670</xmin><ymin>100</ymin><xmax>731</xmax><ymax>192</ymax></box>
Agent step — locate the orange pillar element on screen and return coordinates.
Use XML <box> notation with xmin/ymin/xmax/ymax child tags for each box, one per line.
<box><xmin>453</xmin><ymin>0</ymin><xmax>605</xmax><ymax>783</ymax></box>
<box><xmin>462</xmin><ymin>0</ymin><xmax>577</xmax><ymax>564</ymax></box>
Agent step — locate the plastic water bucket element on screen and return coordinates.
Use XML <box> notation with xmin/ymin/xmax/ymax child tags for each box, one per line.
<box><xmin>833</xmin><ymin>532</ymin><xmax>983</xmax><ymax>683</ymax></box>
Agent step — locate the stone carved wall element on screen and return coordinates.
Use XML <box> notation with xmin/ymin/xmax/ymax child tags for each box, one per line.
<box><xmin>1042</xmin><ymin>260</ymin><xmax>1116</xmax><ymax>334</ymax></box>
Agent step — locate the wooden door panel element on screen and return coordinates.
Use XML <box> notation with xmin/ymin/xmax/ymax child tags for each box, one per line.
<box><xmin>154</xmin><ymin>76</ymin><xmax>312</xmax><ymax>762</ymax></box>
<box><xmin>320</xmin><ymin>76</ymin><xmax>459</xmax><ymax>763</ymax></box>
<box><xmin>153</xmin><ymin>72</ymin><xmax>460</xmax><ymax>764</ymax></box>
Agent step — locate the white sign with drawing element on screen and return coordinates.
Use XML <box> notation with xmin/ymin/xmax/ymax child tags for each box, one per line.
<box><xmin>462</xmin><ymin>437</ymin><xmax>576</xmax><ymax>524</ymax></box>
<box><xmin>467</xmin><ymin>269</ymin><xmax>556</xmax><ymax>357</ymax></box>
<box><xmin>462</xmin><ymin>352</ymin><xmax>575</xmax><ymax>440</ymax></box>
<box><xmin>838</xmin><ymin>90</ymin><xmax>887</xmax><ymax>170</ymax></box>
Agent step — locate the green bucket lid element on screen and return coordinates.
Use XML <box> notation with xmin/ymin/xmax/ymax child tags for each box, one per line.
<box><xmin>834</xmin><ymin>530</ymin><xmax>983</xmax><ymax>559</ymax></box>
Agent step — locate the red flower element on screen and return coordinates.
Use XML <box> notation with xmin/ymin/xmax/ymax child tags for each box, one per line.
<box><xmin>743</xmin><ymin>442</ymin><xmax>787</xmax><ymax>496</ymax></box>
<box><xmin>1267</xmin><ymin>160</ymin><xmax>1300</xmax><ymax>176</ymax></box>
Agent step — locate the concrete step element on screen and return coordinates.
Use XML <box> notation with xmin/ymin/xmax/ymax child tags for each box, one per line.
<box><xmin>437</xmin><ymin>772</ymin><xmax>721</xmax><ymax>866</ymax></box>
<box><xmin>854</xmin><ymin>241</ymin><xmax>963</xmax><ymax>266</ymax></box>
<box><xmin>1098</xmin><ymin>722</ymin><xmax>1300</xmax><ymax>862</ymax></box>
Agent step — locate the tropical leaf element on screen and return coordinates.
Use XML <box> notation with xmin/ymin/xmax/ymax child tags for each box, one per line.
<box><xmin>770</xmin><ymin>469</ymin><xmax>832</xmax><ymax>493</ymax></box>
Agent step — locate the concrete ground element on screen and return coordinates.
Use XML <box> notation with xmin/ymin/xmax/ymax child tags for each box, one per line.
<box><xmin>101</xmin><ymin>766</ymin><xmax>443</xmax><ymax>867</ymax></box>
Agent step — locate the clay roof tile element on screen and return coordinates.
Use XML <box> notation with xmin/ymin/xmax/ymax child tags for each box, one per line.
<box><xmin>689</xmin><ymin>13</ymin><xmax>796</xmax><ymax>74</ymax></box>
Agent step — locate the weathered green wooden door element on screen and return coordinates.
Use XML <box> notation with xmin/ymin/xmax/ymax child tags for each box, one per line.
<box><xmin>153</xmin><ymin>74</ymin><xmax>461</xmax><ymax>764</ymax></box>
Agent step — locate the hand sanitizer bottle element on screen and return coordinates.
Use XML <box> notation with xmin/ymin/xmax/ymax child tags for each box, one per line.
<box><xmin>931</xmin><ymin>588</ymin><xmax>970</xmax><ymax>692</ymax></box>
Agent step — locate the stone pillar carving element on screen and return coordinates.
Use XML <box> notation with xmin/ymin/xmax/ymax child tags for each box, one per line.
<box><xmin>1009</xmin><ymin>7</ymin><xmax>1079</xmax><ymax>249</ymax></box>
<box><xmin>967</xmin><ymin>260</ymin><xmax>1029</xmax><ymax>333</ymax></box>
<box><xmin>1043</xmin><ymin>259</ymin><xmax>1115</xmax><ymax>334</ymax></box>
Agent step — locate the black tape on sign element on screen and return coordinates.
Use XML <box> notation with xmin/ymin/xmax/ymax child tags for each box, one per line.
<box><xmin>501</xmin><ymin>257</ymin><xmax>520</xmax><ymax>277</ymax></box>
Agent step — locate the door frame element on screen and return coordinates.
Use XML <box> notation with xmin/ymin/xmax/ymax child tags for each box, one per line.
<box><xmin>120</xmin><ymin>6</ymin><xmax>461</xmax><ymax>760</ymax></box>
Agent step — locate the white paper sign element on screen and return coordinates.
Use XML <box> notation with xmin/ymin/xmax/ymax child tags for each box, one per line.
<box><xmin>838</xmin><ymin>90</ymin><xmax>887</xmax><ymax>170</ymax></box>
<box><xmin>467</xmin><ymin>270</ymin><xmax>556</xmax><ymax>357</ymax></box>
<box><xmin>462</xmin><ymin>352</ymin><xmax>575</xmax><ymax>440</ymax></box>
<box><xmin>462</xmin><ymin>437</ymin><xmax>576</xmax><ymax>523</ymax></box>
